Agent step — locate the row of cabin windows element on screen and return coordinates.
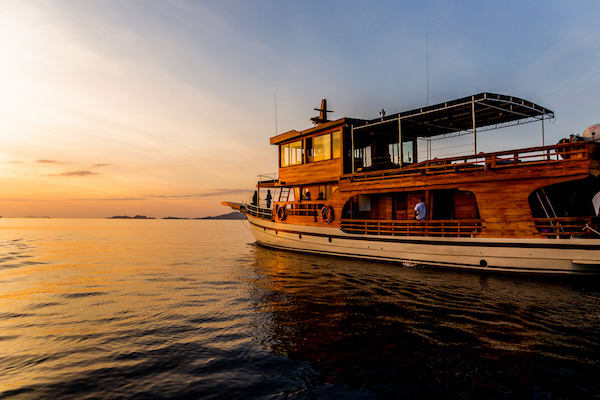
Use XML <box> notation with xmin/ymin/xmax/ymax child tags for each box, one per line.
<box><xmin>291</xmin><ymin>184</ymin><xmax>338</xmax><ymax>201</ymax></box>
<box><xmin>342</xmin><ymin>190</ymin><xmax>480</xmax><ymax>220</ymax></box>
<box><xmin>280</xmin><ymin>131</ymin><xmax>341</xmax><ymax>167</ymax></box>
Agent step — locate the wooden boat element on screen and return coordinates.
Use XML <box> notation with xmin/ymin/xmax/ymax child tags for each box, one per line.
<box><xmin>224</xmin><ymin>93</ymin><xmax>600</xmax><ymax>275</ymax></box>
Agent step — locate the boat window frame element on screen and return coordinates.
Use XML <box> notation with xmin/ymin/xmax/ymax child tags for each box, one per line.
<box><xmin>279</xmin><ymin>140</ymin><xmax>304</xmax><ymax>168</ymax></box>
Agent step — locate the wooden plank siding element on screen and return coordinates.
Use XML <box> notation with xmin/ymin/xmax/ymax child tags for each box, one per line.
<box><xmin>271</xmin><ymin>138</ymin><xmax>597</xmax><ymax>238</ymax></box>
<box><xmin>279</xmin><ymin>158</ymin><xmax>342</xmax><ymax>186</ymax></box>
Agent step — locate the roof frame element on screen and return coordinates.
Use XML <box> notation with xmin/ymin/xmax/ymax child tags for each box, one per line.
<box><xmin>351</xmin><ymin>92</ymin><xmax>554</xmax><ymax>139</ymax></box>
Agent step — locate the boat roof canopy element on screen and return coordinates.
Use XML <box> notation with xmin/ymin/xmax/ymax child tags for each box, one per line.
<box><xmin>352</xmin><ymin>92</ymin><xmax>554</xmax><ymax>138</ymax></box>
<box><xmin>270</xmin><ymin>118</ymin><xmax>354</xmax><ymax>145</ymax></box>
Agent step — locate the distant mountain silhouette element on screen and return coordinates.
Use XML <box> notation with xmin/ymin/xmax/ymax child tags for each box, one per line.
<box><xmin>108</xmin><ymin>215</ymin><xmax>155</xmax><ymax>219</ymax></box>
<box><xmin>197</xmin><ymin>211</ymin><xmax>246</xmax><ymax>220</ymax></box>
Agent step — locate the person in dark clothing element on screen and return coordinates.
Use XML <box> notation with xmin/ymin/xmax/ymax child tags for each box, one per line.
<box><xmin>266</xmin><ymin>190</ymin><xmax>272</xmax><ymax>209</ymax></box>
<box><xmin>305</xmin><ymin>190</ymin><xmax>311</xmax><ymax>201</ymax></box>
<box><xmin>252</xmin><ymin>191</ymin><xmax>258</xmax><ymax>206</ymax></box>
<box><xmin>318</xmin><ymin>192</ymin><xmax>324</xmax><ymax>200</ymax></box>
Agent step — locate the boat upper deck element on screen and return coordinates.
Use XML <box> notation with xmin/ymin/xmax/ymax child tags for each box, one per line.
<box><xmin>341</xmin><ymin>140</ymin><xmax>597</xmax><ymax>187</ymax></box>
<box><xmin>268</xmin><ymin>92</ymin><xmax>570</xmax><ymax>188</ymax></box>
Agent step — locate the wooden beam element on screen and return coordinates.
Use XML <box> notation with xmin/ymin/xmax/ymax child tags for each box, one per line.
<box><xmin>472</xmin><ymin>98</ymin><xmax>477</xmax><ymax>155</ymax></box>
<box><xmin>398</xmin><ymin>119</ymin><xmax>403</xmax><ymax>168</ymax></box>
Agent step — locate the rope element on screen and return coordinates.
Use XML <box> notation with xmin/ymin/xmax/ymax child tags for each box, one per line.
<box><xmin>583</xmin><ymin>224</ymin><xmax>600</xmax><ymax>236</ymax></box>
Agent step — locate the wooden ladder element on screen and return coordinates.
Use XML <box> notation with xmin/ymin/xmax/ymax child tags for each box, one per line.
<box><xmin>278</xmin><ymin>187</ymin><xmax>292</xmax><ymax>202</ymax></box>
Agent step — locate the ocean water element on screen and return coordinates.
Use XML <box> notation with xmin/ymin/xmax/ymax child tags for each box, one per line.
<box><xmin>0</xmin><ymin>218</ymin><xmax>599</xmax><ymax>399</ymax></box>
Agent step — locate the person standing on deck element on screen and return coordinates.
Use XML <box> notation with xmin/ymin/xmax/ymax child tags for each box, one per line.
<box><xmin>252</xmin><ymin>191</ymin><xmax>258</xmax><ymax>206</ymax></box>
<box><xmin>415</xmin><ymin>197</ymin><xmax>427</xmax><ymax>221</ymax></box>
<box><xmin>266</xmin><ymin>190</ymin><xmax>272</xmax><ymax>209</ymax></box>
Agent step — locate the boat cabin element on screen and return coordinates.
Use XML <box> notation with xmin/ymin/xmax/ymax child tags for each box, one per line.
<box><xmin>250</xmin><ymin>93</ymin><xmax>600</xmax><ymax>239</ymax></box>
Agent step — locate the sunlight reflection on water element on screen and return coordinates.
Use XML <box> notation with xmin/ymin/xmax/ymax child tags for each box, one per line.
<box><xmin>0</xmin><ymin>219</ymin><xmax>599</xmax><ymax>399</ymax></box>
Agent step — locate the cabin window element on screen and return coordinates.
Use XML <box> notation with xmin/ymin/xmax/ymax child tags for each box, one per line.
<box><xmin>403</xmin><ymin>141</ymin><xmax>414</xmax><ymax>164</ymax></box>
<box><xmin>318</xmin><ymin>185</ymin><xmax>326</xmax><ymax>200</ymax></box>
<box><xmin>332</xmin><ymin>131</ymin><xmax>341</xmax><ymax>159</ymax></box>
<box><xmin>280</xmin><ymin>145</ymin><xmax>288</xmax><ymax>167</ymax></box>
<box><xmin>354</xmin><ymin>146</ymin><xmax>372</xmax><ymax>170</ymax></box>
<box><xmin>432</xmin><ymin>190</ymin><xmax>455</xmax><ymax>220</ymax></box>
<box><xmin>280</xmin><ymin>140</ymin><xmax>303</xmax><ymax>167</ymax></box>
<box><xmin>313</xmin><ymin>134</ymin><xmax>331</xmax><ymax>162</ymax></box>
<box><xmin>388</xmin><ymin>143</ymin><xmax>400</xmax><ymax>165</ymax></box>
<box><xmin>328</xmin><ymin>185</ymin><xmax>338</xmax><ymax>199</ymax></box>
<box><xmin>314</xmin><ymin>184</ymin><xmax>339</xmax><ymax>200</ymax></box>
<box><xmin>358</xmin><ymin>195</ymin><xmax>371</xmax><ymax>211</ymax></box>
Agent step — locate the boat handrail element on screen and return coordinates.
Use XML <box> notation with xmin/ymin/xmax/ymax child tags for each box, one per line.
<box><xmin>242</xmin><ymin>202</ymin><xmax>273</xmax><ymax>220</ymax></box>
<box><xmin>533</xmin><ymin>216</ymin><xmax>597</xmax><ymax>239</ymax></box>
<box><xmin>275</xmin><ymin>200</ymin><xmax>326</xmax><ymax>206</ymax></box>
<box><xmin>342</xmin><ymin>141</ymin><xmax>593</xmax><ymax>183</ymax></box>
<box><xmin>341</xmin><ymin>218</ymin><xmax>483</xmax><ymax>238</ymax></box>
<box><xmin>257</xmin><ymin>173</ymin><xmax>278</xmax><ymax>183</ymax></box>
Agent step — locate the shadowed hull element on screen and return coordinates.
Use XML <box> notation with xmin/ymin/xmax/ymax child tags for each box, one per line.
<box><xmin>244</xmin><ymin>214</ymin><xmax>600</xmax><ymax>276</ymax></box>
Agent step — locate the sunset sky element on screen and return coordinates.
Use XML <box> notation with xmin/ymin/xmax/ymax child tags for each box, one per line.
<box><xmin>1</xmin><ymin>1</ymin><xmax>600</xmax><ymax>217</ymax></box>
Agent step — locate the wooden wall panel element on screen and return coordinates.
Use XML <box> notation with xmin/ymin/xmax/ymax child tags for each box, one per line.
<box><xmin>393</xmin><ymin>194</ymin><xmax>408</xmax><ymax>220</ymax></box>
<box><xmin>279</xmin><ymin>158</ymin><xmax>342</xmax><ymax>186</ymax></box>
<box><xmin>454</xmin><ymin>191</ymin><xmax>478</xmax><ymax>219</ymax></box>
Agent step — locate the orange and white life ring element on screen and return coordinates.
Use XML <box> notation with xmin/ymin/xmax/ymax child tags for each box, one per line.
<box><xmin>276</xmin><ymin>205</ymin><xmax>287</xmax><ymax>221</ymax></box>
<box><xmin>321</xmin><ymin>205</ymin><xmax>334</xmax><ymax>223</ymax></box>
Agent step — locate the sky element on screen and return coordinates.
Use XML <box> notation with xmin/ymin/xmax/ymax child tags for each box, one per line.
<box><xmin>1</xmin><ymin>0</ymin><xmax>600</xmax><ymax>217</ymax></box>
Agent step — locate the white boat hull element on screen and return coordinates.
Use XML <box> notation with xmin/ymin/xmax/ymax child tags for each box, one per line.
<box><xmin>244</xmin><ymin>214</ymin><xmax>600</xmax><ymax>276</ymax></box>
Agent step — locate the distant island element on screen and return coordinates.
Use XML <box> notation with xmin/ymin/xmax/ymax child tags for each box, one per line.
<box><xmin>108</xmin><ymin>215</ymin><xmax>155</xmax><ymax>219</ymax></box>
<box><xmin>197</xmin><ymin>211</ymin><xmax>246</xmax><ymax>220</ymax></box>
<box><xmin>107</xmin><ymin>212</ymin><xmax>245</xmax><ymax>220</ymax></box>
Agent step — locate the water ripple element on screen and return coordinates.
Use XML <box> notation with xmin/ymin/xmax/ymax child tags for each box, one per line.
<box><xmin>0</xmin><ymin>220</ymin><xmax>598</xmax><ymax>399</ymax></box>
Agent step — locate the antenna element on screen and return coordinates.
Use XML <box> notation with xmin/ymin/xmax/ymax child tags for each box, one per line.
<box><xmin>426</xmin><ymin>32</ymin><xmax>430</xmax><ymax>105</ymax></box>
<box><xmin>310</xmin><ymin>99</ymin><xmax>333</xmax><ymax>125</ymax></box>
<box><xmin>426</xmin><ymin>32</ymin><xmax>431</xmax><ymax>159</ymax></box>
<box><xmin>274</xmin><ymin>91</ymin><xmax>278</xmax><ymax>135</ymax></box>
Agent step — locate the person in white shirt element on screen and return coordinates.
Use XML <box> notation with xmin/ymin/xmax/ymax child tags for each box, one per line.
<box><xmin>414</xmin><ymin>197</ymin><xmax>427</xmax><ymax>221</ymax></box>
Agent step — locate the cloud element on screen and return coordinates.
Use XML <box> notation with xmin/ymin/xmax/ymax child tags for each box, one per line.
<box><xmin>70</xmin><ymin>189</ymin><xmax>250</xmax><ymax>202</ymax></box>
<box><xmin>93</xmin><ymin>163</ymin><xmax>110</xmax><ymax>167</ymax></box>
<box><xmin>146</xmin><ymin>189</ymin><xmax>250</xmax><ymax>198</ymax></box>
<box><xmin>7</xmin><ymin>160</ymin><xmax>22</xmax><ymax>164</ymax></box>
<box><xmin>72</xmin><ymin>197</ymin><xmax>145</xmax><ymax>201</ymax></box>
<box><xmin>36</xmin><ymin>159</ymin><xmax>68</xmax><ymax>164</ymax></box>
<box><xmin>48</xmin><ymin>170</ymin><xmax>98</xmax><ymax>177</ymax></box>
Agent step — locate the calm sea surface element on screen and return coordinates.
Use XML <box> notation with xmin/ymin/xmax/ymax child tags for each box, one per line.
<box><xmin>0</xmin><ymin>219</ymin><xmax>599</xmax><ymax>399</ymax></box>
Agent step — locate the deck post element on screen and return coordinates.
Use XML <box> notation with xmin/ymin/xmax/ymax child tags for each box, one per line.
<box><xmin>472</xmin><ymin>98</ymin><xmax>477</xmax><ymax>155</ymax></box>
<box><xmin>398</xmin><ymin>119</ymin><xmax>403</xmax><ymax>167</ymax></box>
<box><xmin>257</xmin><ymin>181</ymin><xmax>260</xmax><ymax>208</ymax></box>
<box><xmin>351</xmin><ymin>125</ymin><xmax>355</xmax><ymax>173</ymax></box>
<box><xmin>541</xmin><ymin>116</ymin><xmax>545</xmax><ymax>147</ymax></box>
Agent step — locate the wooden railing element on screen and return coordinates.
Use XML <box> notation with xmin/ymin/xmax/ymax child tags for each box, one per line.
<box><xmin>533</xmin><ymin>217</ymin><xmax>598</xmax><ymax>239</ymax></box>
<box><xmin>342</xmin><ymin>141</ymin><xmax>592</xmax><ymax>183</ymax></box>
<box><xmin>242</xmin><ymin>203</ymin><xmax>273</xmax><ymax>220</ymax></box>
<box><xmin>274</xmin><ymin>201</ymin><xmax>325</xmax><ymax>217</ymax></box>
<box><xmin>341</xmin><ymin>219</ymin><xmax>483</xmax><ymax>237</ymax></box>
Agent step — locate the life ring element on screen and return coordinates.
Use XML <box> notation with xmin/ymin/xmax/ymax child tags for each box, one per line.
<box><xmin>276</xmin><ymin>205</ymin><xmax>287</xmax><ymax>221</ymax></box>
<box><xmin>321</xmin><ymin>205</ymin><xmax>334</xmax><ymax>223</ymax></box>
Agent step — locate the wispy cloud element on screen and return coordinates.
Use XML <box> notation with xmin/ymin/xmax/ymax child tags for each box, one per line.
<box><xmin>70</xmin><ymin>189</ymin><xmax>249</xmax><ymax>202</ymax></box>
<box><xmin>93</xmin><ymin>163</ymin><xmax>110</xmax><ymax>167</ymax></box>
<box><xmin>72</xmin><ymin>197</ymin><xmax>145</xmax><ymax>201</ymax></box>
<box><xmin>146</xmin><ymin>189</ymin><xmax>249</xmax><ymax>198</ymax></box>
<box><xmin>48</xmin><ymin>170</ymin><xmax>98</xmax><ymax>177</ymax></box>
<box><xmin>36</xmin><ymin>159</ymin><xmax>68</xmax><ymax>164</ymax></box>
